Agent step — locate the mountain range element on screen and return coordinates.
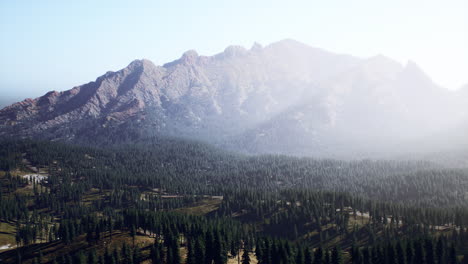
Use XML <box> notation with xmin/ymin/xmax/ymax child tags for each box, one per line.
<box><xmin>1</xmin><ymin>39</ymin><xmax>467</xmax><ymax>158</ymax></box>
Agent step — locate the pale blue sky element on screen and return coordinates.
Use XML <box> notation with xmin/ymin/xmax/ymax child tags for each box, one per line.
<box><xmin>1</xmin><ymin>0</ymin><xmax>467</xmax><ymax>100</ymax></box>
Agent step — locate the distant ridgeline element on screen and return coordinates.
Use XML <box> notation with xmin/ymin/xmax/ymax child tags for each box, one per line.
<box><xmin>0</xmin><ymin>138</ymin><xmax>467</xmax><ymax>263</ymax></box>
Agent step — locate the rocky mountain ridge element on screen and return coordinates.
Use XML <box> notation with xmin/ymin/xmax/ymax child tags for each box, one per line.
<box><xmin>1</xmin><ymin>39</ymin><xmax>465</xmax><ymax>157</ymax></box>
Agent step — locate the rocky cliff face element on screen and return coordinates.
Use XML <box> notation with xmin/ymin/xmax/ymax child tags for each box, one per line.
<box><xmin>0</xmin><ymin>39</ymin><xmax>464</xmax><ymax>157</ymax></box>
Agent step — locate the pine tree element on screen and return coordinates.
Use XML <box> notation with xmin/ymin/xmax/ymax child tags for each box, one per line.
<box><xmin>350</xmin><ymin>244</ymin><xmax>360</xmax><ymax>264</ymax></box>
<box><xmin>387</xmin><ymin>243</ymin><xmax>397</xmax><ymax>264</ymax></box>
<box><xmin>372</xmin><ymin>246</ymin><xmax>382</xmax><ymax>264</ymax></box>
<box><xmin>113</xmin><ymin>247</ymin><xmax>121</xmax><ymax>264</ymax></box>
<box><xmin>324</xmin><ymin>249</ymin><xmax>331</xmax><ymax>264</ymax></box>
<box><xmin>133</xmin><ymin>246</ymin><xmax>142</xmax><ymax>264</ymax></box>
<box><xmin>38</xmin><ymin>250</ymin><xmax>43</xmax><ymax>264</ymax></box>
<box><xmin>331</xmin><ymin>246</ymin><xmax>342</xmax><ymax>264</ymax></box>
<box><xmin>449</xmin><ymin>244</ymin><xmax>458</xmax><ymax>264</ymax></box>
<box><xmin>305</xmin><ymin>248</ymin><xmax>313</xmax><ymax>264</ymax></box>
<box><xmin>195</xmin><ymin>238</ymin><xmax>206</xmax><ymax>264</ymax></box>
<box><xmin>186</xmin><ymin>239</ymin><xmax>196</xmax><ymax>264</ymax></box>
<box><xmin>255</xmin><ymin>239</ymin><xmax>263</xmax><ymax>262</ymax></box>
<box><xmin>213</xmin><ymin>232</ymin><xmax>226</xmax><ymax>264</ymax></box>
<box><xmin>425</xmin><ymin>238</ymin><xmax>435</xmax><ymax>264</ymax></box>
<box><xmin>86</xmin><ymin>229</ymin><xmax>94</xmax><ymax>245</ymax></box>
<box><xmin>131</xmin><ymin>225</ymin><xmax>137</xmax><ymax>247</ymax></box>
<box><xmin>296</xmin><ymin>247</ymin><xmax>305</xmax><ymax>264</ymax></box>
<box><xmin>406</xmin><ymin>242</ymin><xmax>414</xmax><ymax>264</ymax></box>
<box><xmin>205</xmin><ymin>231</ymin><xmax>214</xmax><ymax>264</ymax></box>
<box><xmin>95</xmin><ymin>225</ymin><xmax>101</xmax><ymax>241</ymax></box>
<box><xmin>122</xmin><ymin>243</ymin><xmax>132</xmax><ymax>263</ymax></box>
<box><xmin>314</xmin><ymin>247</ymin><xmax>324</xmax><ymax>264</ymax></box>
<box><xmin>88</xmin><ymin>249</ymin><xmax>98</xmax><ymax>264</ymax></box>
<box><xmin>362</xmin><ymin>247</ymin><xmax>371</xmax><ymax>264</ymax></box>
<box><xmin>105</xmin><ymin>247</ymin><xmax>116</xmax><ymax>264</ymax></box>
<box><xmin>395</xmin><ymin>241</ymin><xmax>406</xmax><ymax>264</ymax></box>
<box><xmin>414</xmin><ymin>239</ymin><xmax>426</xmax><ymax>264</ymax></box>
<box><xmin>150</xmin><ymin>244</ymin><xmax>161</xmax><ymax>263</ymax></box>
<box><xmin>75</xmin><ymin>250</ymin><xmax>87</xmax><ymax>264</ymax></box>
<box><xmin>242</xmin><ymin>249</ymin><xmax>251</xmax><ymax>264</ymax></box>
<box><xmin>436</xmin><ymin>237</ymin><xmax>445</xmax><ymax>264</ymax></box>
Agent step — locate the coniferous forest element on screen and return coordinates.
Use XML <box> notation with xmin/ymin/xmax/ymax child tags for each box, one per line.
<box><xmin>0</xmin><ymin>138</ymin><xmax>467</xmax><ymax>263</ymax></box>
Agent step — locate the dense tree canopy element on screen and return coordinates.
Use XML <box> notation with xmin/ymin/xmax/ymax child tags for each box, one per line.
<box><xmin>0</xmin><ymin>139</ymin><xmax>467</xmax><ymax>263</ymax></box>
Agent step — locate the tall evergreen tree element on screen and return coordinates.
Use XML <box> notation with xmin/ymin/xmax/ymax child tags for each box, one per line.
<box><xmin>436</xmin><ymin>237</ymin><xmax>445</xmax><ymax>264</ymax></box>
<box><xmin>296</xmin><ymin>247</ymin><xmax>305</xmax><ymax>264</ymax></box>
<box><xmin>213</xmin><ymin>232</ymin><xmax>227</xmax><ymax>264</ymax></box>
<box><xmin>314</xmin><ymin>247</ymin><xmax>324</xmax><ymax>264</ymax></box>
<box><xmin>242</xmin><ymin>249</ymin><xmax>251</xmax><ymax>264</ymax></box>
<box><xmin>195</xmin><ymin>237</ymin><xmax>206</xmax><ymax>264</ymax></box>
<box><xmin>331</xmin><ymin>246</ymin><xmax>342</xmax><ymax>264</ymax></box>
<box><xmin>305</xmin><ymin>248</ymin><xmax>313</xmax><ymax>264</ymax></box>
<box><xmin>406</xmin><ymin>242</ymin><xmax>414</xmax><ymax>264</ymax></box>
<box><xmin>449</xmin><ymin>244</ymin><xmax>458</xmax><ymax>264</ymax></box>
<box><xmin>395</xmin><ymin>241</ymin><xmax>406</xmax><ymax>264</ymax></box>
<box><xmin>425</xmin><ymin>238</ymin><xmax>435</xmax><ymax>264</ymax></box>
<box><xmin>414</xmin><ymin>239</ymin><xmax>426</xmax><ymax>264</ymax></box>
<box><xmin>88</xmin><ymin>249</ymin><xmax>98</xmax><ymax>264</ymax></box>
<box><xmin>187</xmin><ymin>239</ymin><xmax>196</xmax><ymax>264</ymax></box>
<box><xmin>324</xmin><ymin>249</ymin><xmax>331</xmax><ymax>264</ymax></box>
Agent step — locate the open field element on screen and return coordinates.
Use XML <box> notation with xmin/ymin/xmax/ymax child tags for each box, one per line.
<box><xmin>0</xmin><ymin>222</ymin><xmax>16</xmax><ymax>253</ymax></box>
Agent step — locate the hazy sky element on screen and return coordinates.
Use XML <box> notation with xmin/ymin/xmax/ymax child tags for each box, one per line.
<box><xmin>1</xmin><ymin>0</ymin><xmax>467</xmax><ymax>100</ymax></box>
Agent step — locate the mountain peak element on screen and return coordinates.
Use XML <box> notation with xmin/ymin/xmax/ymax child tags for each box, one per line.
<box><xmin>250</xmin><ymin>42</ymin><xmax>263</xmax><ymax>51</ymax></box>
<box><xmin>127</xmin><ymin>58</ymin><xmax>156</xmax><ymax>69</ymax></box>
<box><xmin>223</xmin><ymin>45</ymin><xmax>248</xmax><ymax>57</ymax></box>
<box><xmin>181</xmin><ymin>50</ymin><xmax>198</xmax><ymax>63</ymax></box>
<box><xmin>164</xmin><ymin>50</ymin><xmax>199</xmax><ymax>67</ymax></box>
<box><xmin>272</xmin><ymin>38</ymin><xmax>306</xmax><ymax>47</ymax></box>
<box><xmin>405</xmin><ymin>60</ymin><xmax>422</xmax><ymax>70</ymax></box>
<box><xmin>266</xmin><ymin>39</ymin><xmax>317</xmax><ymax>53</ymax></box>
<box><xmin>402</xmin><ymin>60</ymin><xmax>432</xmax><ymax>83</ymax></box>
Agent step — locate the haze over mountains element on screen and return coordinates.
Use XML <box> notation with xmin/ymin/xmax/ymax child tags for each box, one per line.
<box><xmin>1</xmin><ymin>39</ymin><xmax>467</xmax><ymax>158</ymax></box>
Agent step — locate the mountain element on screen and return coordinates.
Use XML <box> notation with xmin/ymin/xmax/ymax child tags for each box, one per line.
<box><xmin>0</xmin><ymin>39</ymin><xmax>464</xmax><ymax>157</ymax></box>
<box><xmin>230</xmin><ymin>57</ymin><xmax>462</xmax><ymax>157</ymax></box>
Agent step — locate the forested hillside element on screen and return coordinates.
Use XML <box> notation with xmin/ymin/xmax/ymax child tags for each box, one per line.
<box><xmin>0</xmin><ymin>139</ymin><xmax>468</xmax><ymax>263</ymax></box>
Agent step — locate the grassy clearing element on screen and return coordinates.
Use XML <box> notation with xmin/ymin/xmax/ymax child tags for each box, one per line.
<box><xmin>81</xmin><ymin>188</ymin><xmax>108</xmax><ymax>206</ymax></box>
<box><xmin>0</xmin><ymin>221</ymin><xmax>17</xmax><ymax>253</ymax></box>
<box><xmin>173</xmin><ymin>198</ymin><xmax>222</xmax><ymax>216</ymax></box>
